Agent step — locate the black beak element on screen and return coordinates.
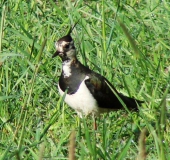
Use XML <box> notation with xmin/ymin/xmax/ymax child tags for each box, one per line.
<box><xmin>52</xmin><ymin>50</ymin><xmax>60</xmax><ymax>58</ymax></box>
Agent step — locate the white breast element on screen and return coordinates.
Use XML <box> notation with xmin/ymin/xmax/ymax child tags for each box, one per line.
<box><xmin>58</xmin><ymin>76</ymin><xmax>99</xmax><ymax>117</ymax></box>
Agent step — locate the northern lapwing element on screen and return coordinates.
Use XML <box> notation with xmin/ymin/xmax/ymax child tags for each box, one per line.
<box><xmin>52</xmin><ymin>29</ymin><xmax>143</xmax><ymax>129</ymax></box>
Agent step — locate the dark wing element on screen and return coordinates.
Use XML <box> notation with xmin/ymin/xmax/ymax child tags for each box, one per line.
<box><xmin>85</xmin><ymin>73</ymin><xmax>142</xmax><ymax>111</ymax></box>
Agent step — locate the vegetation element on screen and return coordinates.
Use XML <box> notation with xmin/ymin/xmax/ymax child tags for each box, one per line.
<box><xmin>0</xmin><ymin>0</ymin><xmax>170</xmax><ymax>159</ymax></box>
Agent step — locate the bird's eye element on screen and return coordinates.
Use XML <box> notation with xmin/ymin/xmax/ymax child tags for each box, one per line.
<box><xmin>65</xmin><ymin>44</ymin><xmax>69</xmax><ymax>48</ymax></box>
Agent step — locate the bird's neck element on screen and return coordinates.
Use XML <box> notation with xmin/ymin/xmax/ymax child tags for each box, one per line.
<box><xmin>62</xmin><ymin>57</ymin><xmax>78</xmax><ymax>66</ymax></box>
<box><xmin>62</xmin><ymin>57</ymin><xmax>78</xmax><ymax>78</ymax></box>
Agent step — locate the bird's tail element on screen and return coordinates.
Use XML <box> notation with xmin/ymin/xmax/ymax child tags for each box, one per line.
<box><xmin>119</xmin><ymin>94</ymin><xmax>144</xmax><ymax>111</ymax></box>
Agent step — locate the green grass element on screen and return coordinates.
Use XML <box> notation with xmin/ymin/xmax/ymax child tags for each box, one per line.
<box><xmin>0</xmin><ymin>0</ymin><xmax>170</xmax><ymax>159</ymax></box>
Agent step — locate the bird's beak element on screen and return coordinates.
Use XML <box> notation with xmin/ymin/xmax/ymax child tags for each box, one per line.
<box><xmin>52</xmin><ymin>50</ymin><xmax>60</xmax><ymax>58</ymax></box>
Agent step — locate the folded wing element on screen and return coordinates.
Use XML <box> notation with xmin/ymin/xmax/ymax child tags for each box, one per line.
<box><xmin>85</xmin><ymin>74</ymin><xmax>142</xmax><ymax>111</ymax></box>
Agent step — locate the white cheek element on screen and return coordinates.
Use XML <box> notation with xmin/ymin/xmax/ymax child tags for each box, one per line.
<box><xmin>56</xmin><ymin>43</ymin><xmax>63</xmax><ymax>52</ymax></box>
<box><xmin>55</xmin><ymin>41</ymin><xmax>68</xmax><ymax>52</ymax></box>
<box><xmin>55</xmin><ymin>42</ymin><xmax>58</xmax><ymax>49</ymax></box>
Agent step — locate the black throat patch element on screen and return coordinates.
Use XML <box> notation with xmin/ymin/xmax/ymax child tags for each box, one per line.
<box><xmin>59</xmin><ymin>60</ymin><xmax>90</xmax><ymax>94</ymax></box>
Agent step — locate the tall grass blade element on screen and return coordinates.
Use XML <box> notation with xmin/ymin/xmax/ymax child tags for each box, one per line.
<box><xmin>117</xmin><ymin>135</ymin><xmax>134</xmax><ymax>160</ymax></box>
<box><xmin>118</xmin><ymin>19</ymin><xmax>140</xmax><ymax>57</ymax></box>
<box><xmin>0</xmin><ymin>5</ymin><xmax>6</xmax><ymax>65</ymax></box>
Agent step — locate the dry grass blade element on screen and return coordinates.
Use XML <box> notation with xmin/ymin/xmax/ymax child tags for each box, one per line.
<box><xmin>137</xmin><ymin>128</ymin><xmax>148</xmax><ymax>160</ymax></box>
<box><xmin>68</xmin><ymin>130</ymin><xmax>76</xmax><ymax>160</ymax></box>
<box><xmin>38</xmin><ymin>142</ymin><xmax>45</xmax><ymax>160</ymax></box>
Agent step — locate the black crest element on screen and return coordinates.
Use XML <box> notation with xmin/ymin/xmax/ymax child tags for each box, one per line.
<box><xmin>58</xmin><ymin>35</ymin><xmax>73</xmax><ymax>43</ymax></box>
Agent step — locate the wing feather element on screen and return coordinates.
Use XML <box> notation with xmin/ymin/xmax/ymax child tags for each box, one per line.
<box><xmin>85</xmin><ymin>74</ymin><xmax>141</xmax><ymax>110</ymax></box>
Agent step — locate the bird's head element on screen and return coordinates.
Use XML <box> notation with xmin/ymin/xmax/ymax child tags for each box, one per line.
<box><xmin>52</xmin><ymin>34</ymin><xmax>76</xmax><ymax>61</ymax></box>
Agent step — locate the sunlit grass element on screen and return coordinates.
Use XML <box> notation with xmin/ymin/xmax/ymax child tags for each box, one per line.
<box><xmin>0</xmin><ymin>0</ymin><xmax>170</xmax><ymax>159</ymax></box>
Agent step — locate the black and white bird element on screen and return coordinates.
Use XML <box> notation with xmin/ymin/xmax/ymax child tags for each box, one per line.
<box><xmin>52</xmin><ymin>32</ymin><xmax>143</xmax><ymax>126</ymax></box>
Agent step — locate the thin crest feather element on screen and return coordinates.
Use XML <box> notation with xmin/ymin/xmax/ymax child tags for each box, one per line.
<box><xmin>67</xmin><ymin>19</ymin><xmax>80</xmax><ymax>35</ymax></box>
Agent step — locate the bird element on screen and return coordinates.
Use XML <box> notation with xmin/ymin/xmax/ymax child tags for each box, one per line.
<box><xmin>52</xmin><ymin>31</ymin><xmax>143</xmax><ymax>129</ymax></box>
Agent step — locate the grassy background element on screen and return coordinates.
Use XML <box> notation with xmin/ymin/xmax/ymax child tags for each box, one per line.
<box><xmin>0</xmin><ymin>0</ymin><xmax>170</xmax><ymax>159</ymax></box>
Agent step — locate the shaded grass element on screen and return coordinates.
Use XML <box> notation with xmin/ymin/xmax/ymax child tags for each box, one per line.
<box><xmin>0</xmin><ymin>0</ymin><xmax>170</xmax><ymax>159</ymax></box>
